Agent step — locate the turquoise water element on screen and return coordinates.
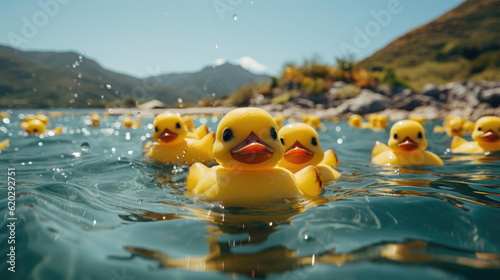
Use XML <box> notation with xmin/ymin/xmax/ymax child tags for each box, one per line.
<box><xmin>1</xmin><ymin>109</ymin><xmax>500</xmax><ymax>279</ymax></box>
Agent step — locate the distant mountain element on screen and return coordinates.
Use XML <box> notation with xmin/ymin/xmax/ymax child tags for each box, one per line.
<box><xmin>0</xmin><ymin>45</ymin><xmax>271</xmax><ymax>108</ymax></box>
<box><xmin>359</xmin><ymin>0</ymin><xmax>500</xmax><ymax>88</ymax></box>
<box><xmin>154</xmin><ymin>63</ymin><xmax>270</xmax><ymax>101</ymax></box>
<box><xmin>0</xmin><ymin>45</ymin><xmax>186</xmax><ymax>108</ymax></box>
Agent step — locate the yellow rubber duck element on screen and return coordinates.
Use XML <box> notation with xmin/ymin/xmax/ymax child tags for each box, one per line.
<box><xmin>434</xmin><ymin>116</ymin><xmax>467</xmax><ymax>137</ymax></box>
<box><xmin>375</xmin><ymin>115</ymin><xmax>388</xmax><ymax>129</ymax></box>
<box><xmin>144</xmin><ymin>112</ymin><xmax>215</xmax><ymax>164</ymax></box>
<box><xmin>273</xmin><ymin>113</ymin><xmax>286</xmax><ymax>130</ymax></box>
<box><xmin>409</xmin><ymin>115</ymin><xmax>426</xmax><ymax>126</ymax></box>
<box><xmin>277</xmin><ymin>123</ymin><xmax>340</xmax><ymax>182</ymax></box>
<box><xmin>90</xmin><ymin>113</ymin><xmax>100</xmax><ymax>126</ymax></box>
<box><xmin>123</xmin><ymin>117</ymin><xmax>133</xmax><ymax>128</ymax></box>
<box><xmin>184</xmin><ymin>115</ymin><xmax>210</xmax><ymax>139</ymax></box>
<box><xmin>186</xmin><ymin>107</ymin><xmax>323</xmax><ymax>207</ymax></box>
<box><xmin>0</xmin><ymin>139</ymin><xmax>9</xmax><ymax>150</ymax></box>
<box><xmin>348</xmin><ymin>114</ymin><xmax>363</xmax><ymax>128</ymax></box>
<box><xmin>302</xmin><ymin>115</ymin><xmax>323</xmax><ymax>130</ymax></box>
<box><xmin>371</xmin><ymin>120</ymin><xmax>443</xmax><ymax>166</ymax></box>
<box><xmin>21</xmin><ymin>119</ymin><xmax>62</xmax><ymax>135</ymax></box>
<box><xmin>451</xmin><ymin>116</ymin><xmax>500</xmax><ymax>154</ymax></box>
<box><xmin>35</xmin><ymin>113</ymin><xmax>50</xmax><ymax>126</ymax></box>
<box><xmin>0</xmin><ymin>112</ymin><xmax>10</xmax><ymax>119</ymax></box>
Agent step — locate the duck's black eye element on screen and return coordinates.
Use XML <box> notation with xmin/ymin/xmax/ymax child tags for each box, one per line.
<box><xmin>34</xmin><ymin>128</ymin><xmax>38</xmax><ymax>133</ymax></box>
<box><xmin>478</xmin><ymin>127</ymin><xmax>482</xmax><ymax>131</ymax></box>
<box><xmin>280</xmin><ymin>137</ymin><xmax>284</xmax><ymax>145</ymax></box>
<box><xmin>311</xmin><ymin>137</ymin><xmax>318</xmax><ymax>146</ymax></box>
<box><xmin>270</xmin><ymin>127</ymin><xmax>277</xmax><ymax>140</ymax></box>
<box><xmin>418</xmin><ymin>132</ymin><xmax>423</xmax><ymax>139</ymax></box>
<box><xmin>222</xmin><ymin>128</ymin><xmax>233</xmax><ymax>142</ymax></box>
<box><xmin>394</xmin><ymin>133</ymin><xmax>398</xmax><ymax>139</ymax></box>
<box><xmin>175</xmin><ymin>122</ymin><xmax>181</xmax><ymax>129</ymax></box>
<box><xmin>155</xmin><ymin>126</ymin><xmax>158</xmax><ymax>132</ymax></box>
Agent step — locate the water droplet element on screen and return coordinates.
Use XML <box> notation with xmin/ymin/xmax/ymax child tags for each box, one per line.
<box><xmin>176</xmin><ymin>154</ymin><xmax>181</xmax><ymax>159</ymax></box>
<box><xmin>215</xmin><ymin>43</ymin><xmax>219</xmax><ymax>49</ymax></box>
<box><xmin>101</xmin><ymin>95</ymin><xmax>104</xmax><ymax>99</ymax></box>
<box><xmin>233</xmin><ymin>14</ymin><xmax>238</xmax><ymax>20</ymax></box>
<box><xmin>77</xmin><ymin>73</ymin><xmax>82</xmax><ymax>78</ymax></box>
<box><xmin>78</xmin><ymin>55</ymin><xmax>83</xmax><ymax>60</ymax></box>
<box><xmin>33</xmin><ymin>88</ymin><xmax>37</xmax><ymax>92</ymax></box>
<box><xmin>106</xmin><ymin>84</ymin><xmax>112</xmax><ymax>89</ymax></box>
<box><xmin>74</xmin><ymin>93</ymin><xmax>78</xmax><ymax>98</ymax></box>
<box><xmin>38</xmin><ymin>142</ymin><xmax>43</xmax><ymax>147</ymax></box>
<box><xmin>177</xmin><ymin>98</ymin><xmax>183</xmax><ymax>103</ymax></box>
<box><xmin>80</xmin><ymin>141</ymin><xmax>91</xmax><ymax>152</ymax></box>
<box><xmin>211</xmin><ymin>92</ymin><xmax>216</xmax><ymax>97</ymax></box>
<box><xmin>337</xmin><ymin>139</ymin><xmax>343</xmax><ymax>144</ymax></box>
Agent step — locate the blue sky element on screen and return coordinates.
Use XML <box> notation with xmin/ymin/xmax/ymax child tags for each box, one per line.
<box><xmin>0</xmin><ymin>0</ymin><xmax>464</xmax><ymax>78</ymax></box>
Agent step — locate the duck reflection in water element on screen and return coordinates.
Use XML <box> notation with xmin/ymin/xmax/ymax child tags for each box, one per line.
<box><xmin>117</xmin><ymin>193</ymin><xmax>500</xmax><ymax>277</ymax></box>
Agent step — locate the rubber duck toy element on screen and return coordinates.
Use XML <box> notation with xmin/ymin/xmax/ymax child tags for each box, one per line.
<box><xmin>273</xmin><ymin>113</ymin><xmax>286</xmax><ymax>130</ymax></box>
<box><xmin>374</xmin><ymin>115</ymin><xmax>388</xmax><ymax>129</ymax></box>
<box><xmin>90</xmin><ymin>113</ymin><xmax>100</xmax><ymax>126</ymax></box>
<box><xmin>302</xmin><ymin>114</ymin><xmax>323</xmax><ymax>130</ymax></box>
<box><xmin>0</xmin><ymin>112</ymin><xmax>10</xmax><ymax>119</ymax></box>
<box><xmin>0</xmin><ymin>139</ymin><xmax>9</xmax><ymax>150</ymax></box>
<box><xmin>451</xmin><ymin>116</ymin><xmax>500</xmax><ymax>154</ymax></box>
<box><xmin>186</xmin><ymin>107</ymin><xmax>323</xmax><ymax>207</ymax></box>
<box><xmin>123</xmin><ymin>116</ymin><xmax>141</xmax><ymax>129</ymax></box>
<box><xmin>21</xmin><ymin>119</ymin><xmax>62</xmax><ymax>135</ymax></box>
<box><xmin>184</xmin><ymin>115</ymin><xmax>210</xmax><ymax>139</ymax></box>
<box><xmin>371</xmin><ymin>120</ymin><xmax>443</xmax><ymax>166</ymax></box>
<box><xmin>277</xmin><ymin>123</ymin><xmax>340</xmax><ymax>181</ymax></box>
<box><xmin>434</xmin><ymin>116</ymin><xmax>468</xmax><ymax>137</ymax></box>
<box><xmin>143</xmin><ymin>112</ymin><xmax>215</xmax><ymax>164</ymax></box>
<box><xmin>35</xmin><ymin>113</ymin><xmax>50</xmax><ymax>126</ymax></box>
<box><xmin>409</xmin><ymin>115</ymin><xmax>426</xmax><ymax>126</ymax></box>
<box><xmin>348</xmin><ymin>114</ymin><xmax>363</xmax><ymax>128</ymax></box>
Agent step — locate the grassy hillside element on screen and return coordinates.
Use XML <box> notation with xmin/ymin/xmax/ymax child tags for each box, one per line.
<box><xmin>359</xmin><ymin>0</ymin><xmax>500</xmax><ymax>88</ymax></box>
<box><xmin>0</xmin><ymin>46</ymin><xmax>187</xmax><ymax>108</ymax></box>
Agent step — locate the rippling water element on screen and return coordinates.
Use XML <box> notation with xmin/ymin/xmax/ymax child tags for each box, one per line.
<box><xmin>1</xmin><ymin>109</ymin><xmax>500</xmax><ymax>279</ymax></box>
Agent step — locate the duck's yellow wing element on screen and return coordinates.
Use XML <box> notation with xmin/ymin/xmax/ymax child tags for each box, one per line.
<box><xmin>372</xmin><ymin>141</ymin><xmax>391</xmax><ymax>157</ymax></box>
<box><xmin>294</xmin><ymin>165</ymin><xmax>323</xmax><ymax>196</ymax></box>
<box><xmin>321</xmin><ymin>149</ymin><xmax>339</xmax><ymax>167</ymax></box>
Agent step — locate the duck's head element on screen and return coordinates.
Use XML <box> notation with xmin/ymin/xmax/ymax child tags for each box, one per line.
<box><xmin>213</xmin><ymin>108</ymin><xmax>283</xmax><ymax>170</ymax></box>
<box><xmin>123</xmin><ymin>117</ymin><xmax>133</xmax><ymax>128</ymax></box>
<box><xmin>23</xmin><ymin>119</ymin><xmax>46</xmax><ymax>135</ymax></box>
<box><xmin>36</xmin><ymin>113</ymin><xmax>50</xmax><ymax>126</ymax></box>
<box><xmin>152</xmin><ymin>112</ymin><xmax>188</xmax><ymax>146</ymax></box>
<box><xmin>472</xmin><ymin>116</ymin><xmax>500</xmax><ymax>148</ymax></box>
<box><xmin>348</xmin><ymin>114</ymin><xmax>362</xmax><ymax>127</ymax></box>
<box><xmin>388</xmin><ymin>120</ymin><xmax>427</xmax><ymax>152</ymax></box>
<box><xmin>377</xmin><ymin>115</ymin><xmax>389</xmax><ymax>129</ymax></box>
<box><xmin>446</xmin><ymin>116</ymin><xmax>464</xmax><ymax>135</ymax></box>
<box><xmin>278</xmin><ymin>123</ymin><xmax>324</xmax><ymax>168</ymax></box>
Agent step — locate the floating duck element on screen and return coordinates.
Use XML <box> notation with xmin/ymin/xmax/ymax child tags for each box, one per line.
<box><xmin>433</xmin><ymin>116</ymin><xmax>468</xmax><ymax>137</ymax></box>
<box><xmin>186</xmin><ymin>107</ymin><xmax>323</xmax><ymax>206</ymax></box>
<box><xmin>409</xmin><ymin>115</ymin><xmax>426</xmax><ymax>126</ymax></box>
<box><xmin>0</xmin><ymin>112</ymin><xmax>10</xmax><ymax>119</ymax></box>
<box><xmin>144</xmin><ymin>112</ymin><xmax>215</xmax><ymax>164</ymax></box>
<box><xmin>277</xmin><ymin>123</ymin><xmax>340</xmax><ymax>182</ymax></box>
<box><xmin>302</xmin><ymin>114</ymin><xmax>323</xmax><ymax>130</ymax></box>
<box><xmin>451</xmin><ymin>116</ymin><xmax>500</xmax><ymax>154</ymax></box>
<box><xmin>183</xmin><ymin>115</ymin><xmax>210</xmax><ymax>139</ymax></box>
<box><xmin>123</xmin><ymin>116</ymin><xmax>141</xmax><ymax>129</ymax></box>
<box><xmin>21</xmin><ymin>119</ymin><xmax>62</xmax><ymax>135</ymax></box>
<box><xmin>48</xmin><ymin>111</ymin><xmax>63</xmax><ymax>118</ymax></box>
<box><xmin>371</xmin><ymin>120</ymin><xmax>443</xmax><ymax>166</ymax></box>
<box><xmin>0</xmin><ymin>139</ymin><xmax>9</xmax><ymax>150</ymax></box>
<box><xmin>35</xmin><ymin>113</ymin><xmax>51</xmax><ymax>126</ymax></box>
<box><xmin>90</xmin><ymin>113</ymin><xmax>100</xmax><ymax>126</ymax></box>
<box><xmin>348</xmin><ymin>114</ymin><xmax>363</xmax><ymax>128</ymax></box>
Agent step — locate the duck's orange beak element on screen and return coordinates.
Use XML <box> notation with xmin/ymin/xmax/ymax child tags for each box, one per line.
<box><xmin>398</xmin><ymin>136</ymin><xmax>419</xmax><ymax>151</ymax></box>
<box><xmin>482</xmin><ymin>130</ymin><xmax>499</xmax><ymax>142</ymax></box>
<box><xmin>284</xmin><ymin>140</ymin><xmax>314</xmax><ymax>164</ymax></box>
<box><xmin>159</xmin><ymin>128</ymin><xmax>178</xmax><ymax>143</ymax></box>
<box><xmin>231</xmin><ymin>132</ymin><xmax>274</xmax><ymax>164</ymax></box>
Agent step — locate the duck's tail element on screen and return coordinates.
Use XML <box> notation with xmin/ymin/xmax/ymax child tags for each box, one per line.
<box><xmin>451</xmin><ymin>136</ymin><xmax>467</xmax><ymax>150</ymax></box>
<box><xmin>321</xmin><ymin>149</ymin><xmax>339</xmax><ymax>167</ymax></box>
<box><xmin>372</xmin><ymin>141</ymin><xmax>390</xmax><ymax>157</ymax></box>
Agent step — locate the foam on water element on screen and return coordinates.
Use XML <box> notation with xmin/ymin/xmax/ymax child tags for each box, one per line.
<box><xmin>1</xmin><ymin>109</ymin><xmax>500</xmax><ymax>279</ymax></box>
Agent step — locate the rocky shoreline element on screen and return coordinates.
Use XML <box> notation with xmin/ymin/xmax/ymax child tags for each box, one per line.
<box><xmin>255</xmin><ymin>81</ymin><xmax>500</xmax><ymax>121</ymax></box>
<box><xmin>109</xmin><ymin>81</ymin><xmax>500</xmax><ymax>121</ymax></box>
